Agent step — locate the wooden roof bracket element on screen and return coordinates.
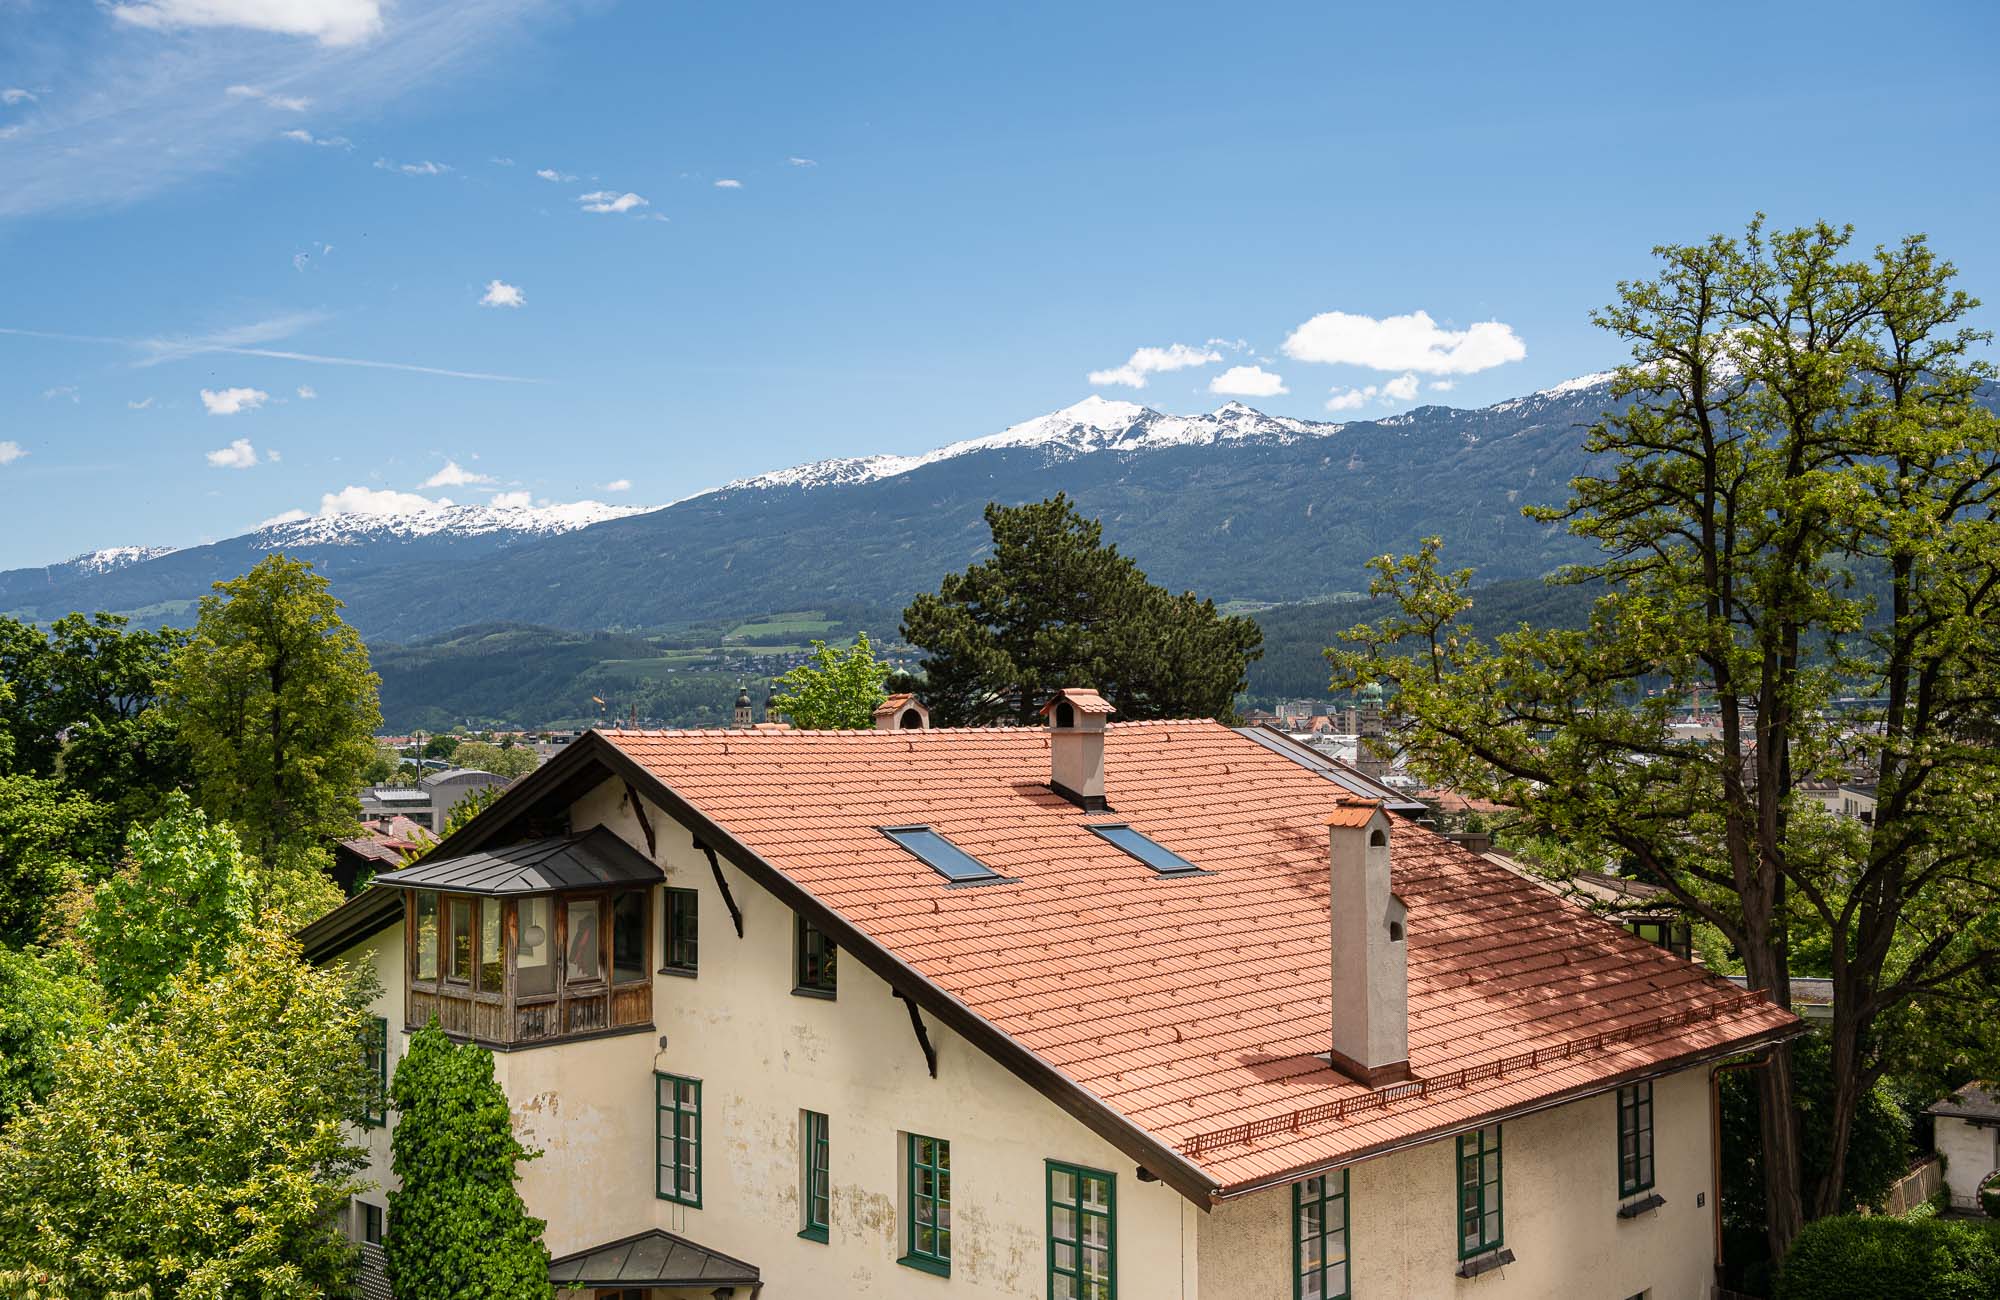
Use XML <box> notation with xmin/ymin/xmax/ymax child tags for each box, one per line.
<box><xmin>623</xmin><ymin>782</ymin><xmax>658</xmax><ymax>857</ymax></box>
<box><xmin>694</xmin><ymin>836</ymin><xmax>745</xmax><ymax>938</ymax></box>
<box><xmin>895</xmin><ymin>989</ymin><xmax>939</xmax><ymax>1079</ymax></box>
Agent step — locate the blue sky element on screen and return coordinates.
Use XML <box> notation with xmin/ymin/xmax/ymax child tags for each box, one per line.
<box><xmin>2</xmin><ymin>0</ymin><xmax>1996</xmax><ymax>568</ymax></box>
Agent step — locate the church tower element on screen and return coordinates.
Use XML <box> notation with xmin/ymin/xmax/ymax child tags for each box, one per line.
<box><xmin>733</xmin><ymin>683</ymin><xmax>753</xmax><ymax>728</ymax></box>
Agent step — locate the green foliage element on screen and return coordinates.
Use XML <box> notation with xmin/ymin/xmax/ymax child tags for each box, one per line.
<box><xmin>450</xmin><ymin>740</ymin><xmax>538</xmax><ymax>779</ymax></box>
<box><xmin>0</xmin><ymin>774</ymin><xmax>118</xmax><ymax>949</ymax></box>
<box><xmin>79</xmin><ymin>793</ymin><xmax>254</xmax><ymax>1016</ymax></box>
<box><xmin>436</xmin><ymin>785</ymin><xmax>499</xmax><ymax>842</ymax></box>
<box><xmin>0</xmin><ymin>929</ymin><xmax>376</xmax><ymax>1300</ymax></box>
<box><xmin>386</xmin><ymin>1024</ymin><xmax>552</xmax><ymax>1300</ymax></box>
<box><xmin>1775</xmin><ymin>1215</ymin><xmax>2000</xmax><ymax>1299</ymax></box>
<box><xmin>0</xmin><ymin>946</ymin><xmax>102</xmax><ymax>1128</ymax></box>
<box><xmin>902</xmin><ymin>494</ymin><xmax>1263</xmax><ymax>725</ymax></box>
<box><xmin>0</xmin><ymin>613</ymin><xmax>190</xmax><ymax>801</ymax></box>
<box><xmin>257</xmin><ymin>842</ymin><xmax>351</xmax><ymax>932</ymax></box>
<box><xmin>422</xmin><ymin>734</ymin><xmax>459</xmax><ymax>760</ymax></box>
<box><xmin>1980</xmin><ymin>1172</ymin><xmax>2000</xmax><ymax>1220</ymax></box>
<box><xmin>771</xmin><ymin>633</ymin><xmax>889</xmax><ymax>729</ymax></box>
<box><xmin>159</xmin><ymin>555</ymin><xmax>382</xmax><ymax>861</ymax></box>
<box><xmin>362</xmin><ymin>743</ymin><xmax>401</xmax><ymax>785</ymax></box>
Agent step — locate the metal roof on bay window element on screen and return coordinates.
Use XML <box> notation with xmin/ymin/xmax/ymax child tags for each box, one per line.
<box><xmin>368</xmin><ymin>825</ymin><xmax>662</xmax><ymax>895</ymax></box>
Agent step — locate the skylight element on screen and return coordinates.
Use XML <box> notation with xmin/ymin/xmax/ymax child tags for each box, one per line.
<box><xmin>880</xmin><ymin>826</ymin><xmax>1007</xmax><ymax>885</ymax></box>
<box><xmin>1086</xmin><ymin>823</ymin><xmax>1204</xmax><ymax>876</ymax></box>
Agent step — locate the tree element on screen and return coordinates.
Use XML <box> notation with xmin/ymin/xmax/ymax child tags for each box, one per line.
<box><xmin>79</xmin><ymin>793</ymin><xmax>253</xmax><ymax>1015</ymax></box>
<box><xmin>0</xmin><ymin>929</ymin><xmax>375</xmax><ymax>1299</ymax></box>
<box><xmin>159</xmin><ymin>555</ymin><xmax>382</xmax><ymax>863</ymax></box>
<box><xmin>770</xmin><ymin>634</ymin><xmax>890</xmax><ymax>729</ymax></box>
<box><xmin>386</xmin><ymin>1025</ymin><xmax>552</xmax><ymax>1300</ymax></box>
<box><xmin>0</xmin><ymin>946</ymin><xmax>102</xmax><ymax>1128</ymax></box>
<box><xmin>451</xmin><ymin>740</ymin><xmax>539</xmax><ymax>779</ymax></box>
<box><xmin>1327</xmin><ymin>219</ymin><xmax>2000</xmax><ymax>1256</ymax></box>
<box><xmin>902</xmin><ymin>494</ymin><xmax>1263</xmax><ymax>725</ymax></box>
<box><xmin>423</xmin><ymin>734</ymin><xmax>460</xmax><ymax>761</ymax></box>
<box><xmin>0</xmin><ymin>774</ymin><xmax>118</xmax><ymax>949</ymax></box>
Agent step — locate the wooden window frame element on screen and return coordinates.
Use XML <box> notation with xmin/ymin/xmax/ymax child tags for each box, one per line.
<box><xmin>1618</xmin><ymin>1082</ymin><xmax>1656</xmax><ymax>1197</ymax></box>
<box><xmin>661</xmin><ymin>887</ymin><xmax>699</xmax><ymax>976</ymax></box>
<box><xmin>655</xmin><ymin>1071</ymin><xmax>702</xmax><ymax>1208</ymax></box>
<box><xmin>1047</xmin><ymin>1160</ymin><xmax>1116</xmax><ymax>1300</ymax></box>
<box><xmin>1293</xmin><ymin>1168</ymin><xmax>1349</xmax><ymax>1300</ymax></box>
<box><xmin>794</xmin><ymin>914</ymin><xmax>837</xmax><ymax>999</ymax></box>
<box><xmin>1456</xmin><ymin>1124</ymin><xmax>1504</xmax><ymax>1260</ymax></box>
<box><xmin>900</xmin><ymin>1133</ymin><xmax>950</xmax><ymax>1276</ymax></box>
<box><xmin>800</xmin><ymin>1110</ymin><xmax>830</xmax><ymax>1242</ymax></box>
<box><xmin>610</xmin><ymin>889</ymin><xmax>649</xmax><ymax>986</ymax></box>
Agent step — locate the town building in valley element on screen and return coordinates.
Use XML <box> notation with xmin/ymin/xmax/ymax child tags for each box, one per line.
<box><xmin>301</xmin><ymin>690</ymin><xmax>1798</xmax><ymax>1299</ymax></box>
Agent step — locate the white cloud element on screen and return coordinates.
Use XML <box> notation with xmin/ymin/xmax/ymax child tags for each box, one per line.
<box><xmin>111</xmin><ymin>0</ymin><xmax>385</xmax><ymax>46</ymax></box>
<box><xmin>535</xmin><ymin>167</ymin><xmax>576</xmax><ymax>182</ymax></box>
<box><xmin>489</xmin><ymin>489</ymin><xmax>532</xmax><ymax>508</ymax></box>
<box><xmin>280</xmin><ymin>128</ymin><xmax>350</xmax><ymax>148</ymax></box>
<box><xmin>258</xmin><ymin>508</ymin><xmax>311</xmax><ymax>527</ymax></box>
<box><xmin>1205</xmin><ymin>337</ymin><xmax>1251</xmax><ymax>352</ymax></box>
<box><xmin>200</xmin><ymin>386</ymin><xmax>269</xmax><ymax>415</ymax></box>
<box><xmin>600</xmin><ymin>478</ymin><xmax>632</xmax><ymax>492</ymax></box>
<box><xmin>205</xmin><ymin>437</ymin><xmax>259</xmax><ymax>469</ymax></box>
<box><xmin>296</xmin><ymin>385</ymin><xmax>317</xmax><ymax>399</ymax></box>
<box><xmin>0</xmin><ymin>441</ymin><xmax>24</xmax><ymax>466</ymax></box>
<box><xmin>1208</xmin><ymin>365</ymin><xmax>1288</xmax><ymax>398</ymax></box>
<box><xmin>1324</xmin><ymin>371</ymin><xmax>1421</xmax><ymax>412</ymax></box>
<box><xmin>479</xmin><ymin>279</ymin><xmax>525</xmax><ymax>309</ymax></box>
<box><xmin>319</xmin><ymin>485</ymin><xmax>453</xmax><ymax>516</ymax></box>
<box><xmin>577</xmin><ymin>189</ymin><xmax>647</xmax><ymax>214</ymax></box>
<box><xmin>128</xmin><ymin>396</ymin><xmax>155</xmax><ymax>409</ymax></box>
<box><xmin>1282</xmin><ymin>309</ymin><xmax>1526</xmax><ymax>375</ymax></box>
<box><xmin>713</xmin><ymin>178</ymin><xmax>742</xmax><ymax>189</ymax></box>
<box><xmin>1429</xmin><ymin>379</ymin><xmax>1456</xmax><ymax>392</ymax></box>
<box><xmin>1087</xmin><ymin>342</ymin><xmax>1223</xmax><ymax>389</ymax></box>
<box><xmin>42</xmin><ymin>385</ymin><xmax>78</xmax><ymax>403</ymax></box>
<box><xmin>491</xmin><ymin>156</ymin><xmax>513</xmax><ymax>166</ymax></box>
<box><xmin>786</xmin><ymin>156</ymin><xmax>816</xmax><ymax>167</ymax></box>
<box><xmin>267</xmin><ymin>448</ymin><xmax>282</xmax><ymax>462</ymax></box>
<box><xmin>226</xmin><ymin>84</ymin><xmax>311</xmax><ymax>111</ymax></box>
<box><xmin>376</xmin><ymin>157</ymin><xmax>450</xmax><ymax>176</ymax></box>
<box><xmin>2</xmin><ymin>89</ymin><xmax>38</xmax><ymax>105</ymax></box>
<box><xmin>422</xmin><ymin>459</ymin><xmax>495</xmax><ymax>488</ymax></box>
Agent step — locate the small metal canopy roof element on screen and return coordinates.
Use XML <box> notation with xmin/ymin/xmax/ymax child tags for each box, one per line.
<box><xmin>368</xmin><ymin>826</ymin><xmax>662</xmax><ymax>896</ymax></box>
<box><xmin>547</xmin><ymin>1229</ymin><xmax>760</xmax><ymax>1291</ymax></box>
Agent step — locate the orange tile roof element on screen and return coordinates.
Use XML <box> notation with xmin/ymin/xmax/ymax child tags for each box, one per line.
<box><xmin>872</xmin><ymin>693</ymin><xmax>918</xmax><ymax>717</ymax></box>
<box><xmin>598</xmin><ymin>721</ymin><xmax>1795</xmax><ymax>1194</ymax></box>
<box><xmin>1039</xmin><ymin>687</ymin><xmax>1116</xmax><ymax>716</ymax></box>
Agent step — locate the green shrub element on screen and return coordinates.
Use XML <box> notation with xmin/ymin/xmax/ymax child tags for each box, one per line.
<box><xmin>1980</xmin><ymin>1170</ymin><xmax>2000</xmax><ymax>1220</ymax></box>
<box><xmin>1776</xmin><ymin>1215</ymin><xmax>2000</xmax><ymax>1299</ymax></box>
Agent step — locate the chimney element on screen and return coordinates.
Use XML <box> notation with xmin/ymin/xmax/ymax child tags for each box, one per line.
<box><xmin>1040</xmin><ymin>688</ymin><xmax>1114</xmax><ymax>810</ymax></box>
<box><xmin>872</xmin><ymin>694</ymin><xmax>930</xmax><ymax>731</ymax></box>
<box><xmin>1328</xmin><ymin>801</ymin><xmax>1411</xmax><ymax>1085</ymax></box>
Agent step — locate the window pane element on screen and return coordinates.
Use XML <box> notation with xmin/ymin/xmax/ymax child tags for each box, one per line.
<box><xmin>567</xmin><ymin>899</ymin><xmax>601</xmax><ymax>982</ymax></box>
<box><xmin>516</xmin><ymin>897</ymin><xmax>555</xmax><ymax>996</ymax></box>
<box><xmin>414</xmin><ymin>892</ymin><xmax>439</xmax><ymax>980</ymax></box>
<box><xmin>664</xmin><ymin>889</ymin><xmax>698</xmax><ymax>971</ymax></box>
<box><xmin>448</xmin><ymin>897</ymin><xmax>472</xmax><ymax>982</ymax></box>
<box><xmin>479</xmin><ymin>897</ymin><xmax>503</xmax><ymax>992</ymax></box>
<box><xmin>612</xmin><ymin>892</ymin><xmax>645</xmax><ymax>983</ymax></box>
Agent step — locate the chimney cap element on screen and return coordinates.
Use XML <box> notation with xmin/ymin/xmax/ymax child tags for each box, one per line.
<box><xmin>1327</xmin><ymin>799</ymin><xmax>1384</xmax><ymax>828</ymax></box>
<box><xmin>872</xmin><ymin>693</ymin><xmax>917</xmax><ymax>718</ymax></box>
<box><xmin>1039</xmin><ymin>687</ymin><xmax>1116</xmax><ymax>720</ymax></box>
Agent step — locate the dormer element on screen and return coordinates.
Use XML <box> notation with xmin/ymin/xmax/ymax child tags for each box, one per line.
<box><xmin>1040</xmin><ymin>687</ymin><xmax>1115</xmax><ymax>811</ymax></box>
<box><xmin>872</xmin><ymin>693</ymin><xmax>930</xmax><ymax>730</ymax></box>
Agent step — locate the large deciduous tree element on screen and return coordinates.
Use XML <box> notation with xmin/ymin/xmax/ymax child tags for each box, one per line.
<box><xmin>160</xmin><ymin>555</ymin><xmax>382</xmax><ymax>864</ymax></box>
<box><xmin>770</xmin><ymin>633</ymin><xmax>890</xmax><ymax>729</ymax></box>
<box><xmin>386</xmin><ymin>1025</ymin><xmax>553</xmax><ymax>1300</ymax></box>
<box><xmin>902</xmin><ymin>494</ymin><xmax>1262</xmax><ymax>725</ymax></box>
<box><xmin>1328</xmin><ymin>219</ymin><xmax>2000</xmax><ymax>1256</ymax></box>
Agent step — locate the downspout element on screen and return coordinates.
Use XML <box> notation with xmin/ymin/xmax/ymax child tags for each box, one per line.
<box><xmin>1711</xmin><ymin>1057</ymin><xmax>1769</xmax><ymax>1285</ymax></box>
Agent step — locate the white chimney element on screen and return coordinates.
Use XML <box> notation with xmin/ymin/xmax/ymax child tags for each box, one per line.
<box><xmin>1040</xmin><ymin>688</ymin><xmax>1114</xmax><ymax>810</ymax></box>
<box><xmin>1328</xmin><ymin>801</ymin><xmax>1411</xmax><ymax>1085</ymax></box>
<box><xmin>872</xmin><ymin>693</ymin><xmax>930</xmax><ymax>730</ymax></box>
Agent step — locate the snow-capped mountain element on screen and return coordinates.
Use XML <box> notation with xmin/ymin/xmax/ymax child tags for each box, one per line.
<box><xmin>64</xmin><ymin>545</ymin><xmax>181</xmax><ymax>574</ymax></box>
<box><xmin>252</xmin><ymin>499</ymin><xmax>647</xmax><ymax>549</ymax></box>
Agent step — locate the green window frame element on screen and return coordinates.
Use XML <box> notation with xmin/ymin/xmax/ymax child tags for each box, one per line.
<box><xmin>1456</xmin><ymin>1124</ymin><xmax>1503</xmax><ymax>1259</ymax></box>
<box><xmin>801</xmin><ymin>1110</ymin><xmax>830</xmax><ymax>1241</ymax></box>
<box><xmin>901</xmin><ymin>1133</ymin><xmax>951</xmax><ymax>1276</ymax></box>
<box><xmin>360</xmin><ymin>1016</ymin><xmax>389</xmax><ymax>1127</ymax></box>
<box><xmin>1293</xmin><ymin>1168</ymin><xmax>1349</xmax><ymax>1300</ymax></box>
<box><xmin>1047</xmin><ymin>1160</ymin><xmax>1115</xmax><ymax>1300</ymax></box>
<box><xmin>794</xmin><ymin>915</ymin><xmax>837</xmax><ymax>998</ymax></box>
<box><xmin>662</xmin><ymin>887</ymin><xmax>699</xmax><ymax>975</ymax></box>
<box><xmin>1618</xmin><ymin>1082</ymin><xmax>1655</xmax><ymax>1196</ymax></box>
<box><xmin>655</xmin><ymin>1072</ymin><xmax>702</xmax><ymax>1207</ymax></box>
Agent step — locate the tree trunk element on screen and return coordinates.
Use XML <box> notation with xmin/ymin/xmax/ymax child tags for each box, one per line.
<box><xmin>1741</xmin><ymin>928</ymin><xmax>1806</xmax><ymax>1255</ymax></box>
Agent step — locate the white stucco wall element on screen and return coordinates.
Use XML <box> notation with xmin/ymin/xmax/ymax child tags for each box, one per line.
<box><xmin>329</xmin><ymin>924</ymin><xmax>406</xmax><ymax>1233</ymax></box>
<box><xmin>1197</xmin><ymin>1065</ymin><xmax>1719</xmax><ymax>1300</ymax></box>
<box><xmin>1936</xmin><ymin>1116</ymin><xmax>2000</xmax><ymax>1210</ymax></box>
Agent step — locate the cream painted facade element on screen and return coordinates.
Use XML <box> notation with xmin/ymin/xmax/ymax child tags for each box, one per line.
<box><xmin>329</xmin><ymin>776</ymin><xmax>1729</xmax><ymax>1299</ymax></box>
<box><xmin>1936</xmin><ymin>1115</ymin><xmax>2000</xmax><ymax>1211</ymax></box>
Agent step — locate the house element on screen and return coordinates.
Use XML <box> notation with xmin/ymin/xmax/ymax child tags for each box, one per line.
<box><xmin>1927</xmin><ymin>1084</ymin><xmax>2000</xmax><ymax>1210</ymax></box>
<box><xmin>301</xmin><ymin>689</ymin><xmax>1799</xmax><ymax>1299</ymax></box>
<box><xmin>357</xmin><ymin>767</ymin><xmax>507</xmax><ymax>832</ymax></box>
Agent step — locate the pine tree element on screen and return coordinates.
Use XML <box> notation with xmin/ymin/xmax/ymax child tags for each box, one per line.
<box><xmin>386</xmin><ymin>1024</ymin><xmax>552</xmax><ymax>1300</ymax></box>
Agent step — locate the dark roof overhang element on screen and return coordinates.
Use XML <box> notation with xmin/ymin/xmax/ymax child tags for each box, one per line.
<box><xmin>547</xmin><ymin>1229</ymin><xmax>758</xmax><ymax>1289</ymax></box>
<box><xmin>297</xmin><ymin>887</ymin><xmax>404</xmax><ymax>964</ymax></box>
<box><xmin>367</xmin><ymin>825</ymin><xmax>662</xmax><ymax>896</ymax></box>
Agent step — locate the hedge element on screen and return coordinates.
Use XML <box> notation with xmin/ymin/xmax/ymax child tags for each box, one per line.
<box><xmin>1777</xmin><ymin>1215</ymin><xmax>2000</xmax><ymax>1299</ymax></box>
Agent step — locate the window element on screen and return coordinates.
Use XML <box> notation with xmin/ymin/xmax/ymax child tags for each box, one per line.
<box><xmin>1456</xmin><ymin>1124</ymin><xmax>1503</xmax><ymax>1259</ymax></box>
<box><xmin>1626</xmin><ymin>918</ymin><xmax>1691</xmax><ymax>960</ymax></box>
<box><xmin>567</xmin><ymin>898</ymin><xmax>602</xmax><ymax>983</ymax></box>
<box><xmin>612</xmin><ymin>891</ymin><xmax>647</xmax><ymax>984</ymax></box>
<box><xmin>360</xmin><ymin>1016</ymin><xmax>389</xmax><ymax>1127</ymax></box>
<box><xmin>1618</xmin><ymin>1082</ymin><xmax>1655</xmax><ymax>1196</ymax></box>
<box><xmin>478</xmin><ymin>897</ymin><xmax>503</xmax><ymax>993</ymax></box>
<box><xmin>880</xmin><ymin>825</ymin><xmax>1004</xmax><ymax>884</ymax></box>
<box><xmin>655</xmin><ymin>1072</ymin><xmax>701</xmax><ymax>1207</ymax></box>
<box><xmin>902</xmin><ymin>1134</ymin><xmax>951</xmax><ymax>1276</ymax></box>
<box><xmin>801</xmin><ymin>1111</ymin><xmax>830</xmax><ymax>1242</ymax></box>
<box><xmin>795</xmin><ymin>915</ymin><xmax>837</xmax><ymax>998</ymax></box>
<box><xmin>1294</xmin><ymin>1169</ymin><xmax>1349</xmax><ymax>1300</ymax></box>
<box><xmin>359</xmin><ymin>1200</ymin><xmax>383</xmax><ymax>1245</ymax></box>
<box><xmin>447</xmin><ymin>897</ymin><xmax>473</xmax><ymax>984</ymax></box>
<box><xmin>516</xmin><ymin>896</ymin><xmax>555</xmax><ymax>996</ymax></box>
<box><xmin>1085</xmin><ymin>823</ymin><xmax>1201</xmax><ymax>876</ymax></box>
<box><xmin>1048</xmin><ymin>1161</ymin><xmax>1115</xmax><ymax>1300</ymax></box>
<box><xmin>662</xmin><ymin>888</ymin><xmax>699</xmax><ymax>975</ymax></box>
<box><xmin>414</xmin><ymin>891</ymin><xmax>439</xmax><ymax>981</ymax></box>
